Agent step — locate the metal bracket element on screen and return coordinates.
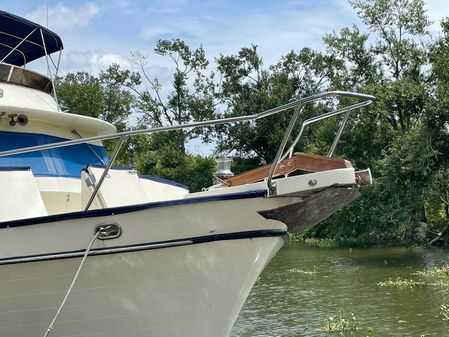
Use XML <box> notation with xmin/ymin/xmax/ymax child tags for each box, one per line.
<box><xmin>267</xmin><ymin>179</ymin><xmax>278</xmax><ymax>197</ymax></box>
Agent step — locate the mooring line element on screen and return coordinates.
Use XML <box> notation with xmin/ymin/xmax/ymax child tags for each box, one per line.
<box><xmin>43</xmin><ymin>230</ymin><xmax>100</xmax><ymax>337</ymax></box>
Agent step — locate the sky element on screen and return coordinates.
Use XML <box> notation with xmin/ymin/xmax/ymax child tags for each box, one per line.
<box><xmin>2</xmin><ymin>0</ymin><xmax>447</xmax><ymax>155</ymax></box>
<box><xmin>3</xmin><ymin>0</ymin><xmax>449</xmax><ymax>77</ymax></box>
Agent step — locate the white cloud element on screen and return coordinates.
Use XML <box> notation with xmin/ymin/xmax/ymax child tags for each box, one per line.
<box><xmin>62</xmin><ymin>51</ymin><xmax>131</xmax><ymax>75</ymax></box>
<box><xmin>91</xmin><ymin>53</ymin><xmax>131</xmax><ymax>70</ymax></box>
<box><xmin>139</xmin><ymin>1</ymin><xmax>355</xmax><ymax>66</ymax></box>
<box><xmin>26</xmin><ymin>2</ymin><xmax>100</xmax><ymax>32</ymax></box>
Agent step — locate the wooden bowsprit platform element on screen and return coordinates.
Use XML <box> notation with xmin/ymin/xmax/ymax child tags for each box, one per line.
<box><xmin>227</xmin><ymin>152</ymin><xmax>372</xmax><ymax>232</ymax></box>
<box><xmin>227</xmin><ymin>152</ymin><xmax>353</xmax><ymax>187</ymax></box>
<box><xmin>258</xmin><ymin>186</ymin><xmax>360</xmax><ymax>232</ymax></box>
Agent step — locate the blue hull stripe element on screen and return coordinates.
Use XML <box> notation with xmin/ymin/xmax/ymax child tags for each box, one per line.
<box><xmin>0</xmin><ymin>189</ymin><xmax>267</xmax><ymax>229</ymax></box>
<box><xmin>0</xmin><ymin>229</ymin><xmax>287</xmax><ymax>265</ymax></box>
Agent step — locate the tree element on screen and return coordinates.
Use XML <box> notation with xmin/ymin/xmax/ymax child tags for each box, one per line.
<box><xmin>57</xmin><ymin>65</ymin><xmax>142</xmax><ymax>163</ymax></box>
<box><xmin>57</xmin><ymin>72</ymin><xmax>103</xmax><ymax>118</ymax></box>
<box><xmin>304</xmin><ymin>0</ymin><xmax>437</xmax><ymax>244</ymax></box>
<box><xmin>127</xmin><ymin>39</ymin><xmax>220</xmax><ymax>154</ymax></box>
<box><xmin>90</xmin><ymin>40</ymin><xmax>221</xmax><ymax>190</ymax></box>
<box><xmin>428</xmin><ymin>18</ymin><xmax>449</xmax><ymax>167</ymax></box>
<box><xmin>422</xmin><ymin>18</ymin><xmax>449</xmax><ymax>243</ymax></box>
<box><xmin>350</xmin><ymin>0</ymin><xmax>431</xmax><ymax>131</ymax></box>
<box><xmin>215</xmin><ymin>45</ymin><xmax>342</xmax><ymax>166</ymax></box>
<box><xmin>55</xmin><ymin>5</ymin><xmax>448</xmax><ymax>240</ymax></box>
<box><xmin>57</xmin><ymin>66</ymin><xmax>136</xmax><ymax>131</ymax></box>
<box><xmin>98</xmin><ymin>64</ymin><xmax>137</xmax><ymax>131</ymax></box>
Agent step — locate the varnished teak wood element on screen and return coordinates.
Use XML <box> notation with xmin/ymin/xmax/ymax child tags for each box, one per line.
<box><xmin>228</xmin><ymin>152</ymin><xmax>353</xmax><ymax>187</ymax></box>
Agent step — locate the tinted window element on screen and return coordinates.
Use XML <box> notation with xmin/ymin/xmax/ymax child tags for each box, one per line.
<box><xmin>9</xmin><ymin>67</ymin><xmax>53</xmax><ymax>94</ymax></box>
<box><xmin>0</xmin><ymin>64</ymin><xmax>10</xmax><ymax>81</ymax></box>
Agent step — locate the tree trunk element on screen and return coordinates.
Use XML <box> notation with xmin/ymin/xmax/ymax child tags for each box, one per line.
<box><xmin>429</xmin><ymin>221</ymin><xmax>449</xmax><ymax>246</ymax></box>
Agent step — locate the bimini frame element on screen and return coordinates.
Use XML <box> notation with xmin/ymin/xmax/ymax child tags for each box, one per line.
<box><xmin>0</xmin><ymin>91</ymin><xmax>375</xmax><ymax>209</ymax></box>
<box><xmin>0</xmin><ymin>17</ymin><xmax>63</xmax><ymax>106</ymax></box>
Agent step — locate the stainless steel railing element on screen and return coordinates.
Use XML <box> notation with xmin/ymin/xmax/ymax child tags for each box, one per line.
<box><xmin>0</xmin><ymin>91</ymin><xmax>374</xmax><ymax>207</ymax></box>
<box><xmin>267</xmin><ymin>99</ymin><xmax>373</xmax><ymax>193</ymax></box>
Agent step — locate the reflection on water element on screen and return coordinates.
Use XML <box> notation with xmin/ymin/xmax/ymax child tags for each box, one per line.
<box><xmin>231</xmin><ymin>243</ymin><xmax>449</xmax><ymax>337</ymax></box>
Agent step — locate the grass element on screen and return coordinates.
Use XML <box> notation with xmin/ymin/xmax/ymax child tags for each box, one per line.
<box><xmin>321</xmin><ymin>309</ymin><xmax>359</xmax><ymax>334</ymax></box>
<box><xmin>377</xmin><ymin>265</ymin><xmax>449</xmax><ymax>288</ymax></box>
<box><xmin>377</xmin><ymin>266</ymin><xmax>449</xmax><ymax>327</ymax></box>
<box><xmin>414</xmin><ymin>265</ymin><xmax>449</xmax><ymax>279</ymax></box>
<box><xmin>377</xmin><ymin>277</ymin><xmax>424</xmax><ymax>288</ymax></box>
<box><xmin>288</xmin><ymin>266</ymin><xmax>317</xmax><ymax>275</ymax></box>
<box><xmin>441</xmin><ymin>304</ymin><xmax>449</xmax><ymax>321</ymax></box>
<box><xmin>288</xmin><ymin>235</ymin><xmax>388</xmax><ymax>248</ymax></box>
<box><xmin>410</xmin><ymin>265</ymin><xmax>449</xmax><ymax>286</ymax></box>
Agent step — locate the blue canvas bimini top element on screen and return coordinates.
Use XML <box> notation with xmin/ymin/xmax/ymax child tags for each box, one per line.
<box><xmin>0</xmin><ymin>10</ymin><xmax>63</xmax><ymax>66</ymax></box>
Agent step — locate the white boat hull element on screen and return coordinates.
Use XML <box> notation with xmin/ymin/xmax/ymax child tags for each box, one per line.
<box><xmin>0</xmin><ymin>191</ymin><xmax>290</xmax><ymax>337</ymax></box>
<box><xmin>0</xmin><ymin>236</ymin><xmax>284</xmax><ymax>337</ymax></box>
<box><xmin>0</xmin><ymin>27</ymin><xmax>374</xmax><ymax>336</ymax></box>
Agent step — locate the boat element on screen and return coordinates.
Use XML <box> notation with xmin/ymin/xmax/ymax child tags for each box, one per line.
<box><xmin>0</xmin><ymin>10</ymin><xmax>374</xmax><ymax>337</ymax></box>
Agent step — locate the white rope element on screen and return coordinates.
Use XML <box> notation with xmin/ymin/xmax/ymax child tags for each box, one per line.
<box><xmin>43</xmin><ymin>230</ymin><xmax>100</xmax><ymax>337</ymax></box>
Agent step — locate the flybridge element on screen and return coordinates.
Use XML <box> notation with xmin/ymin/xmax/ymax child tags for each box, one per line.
<box><xmin>0</xmin><ymin>10</ymin><xmax>63</xmax><ymax>66</ymax></box>
<box><xmin>0</xmin><ymin>10</ymin><xmax>64</xmax><ymax>102</ymax></box>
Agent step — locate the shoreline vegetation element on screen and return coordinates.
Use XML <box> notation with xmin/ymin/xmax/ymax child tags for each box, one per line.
<box><xmin>57</xmin><ymin>0</ymin><xmax>448</xmax><ymax>247</ymax></box>
<box><xmin>288</xmin><ymin>234</ymin><xmax>395</xmax><ymax>248</ymax></box>
<box><xmin>288</xmin><ymin>234</ymin><xmax>449</xmax><ymax>248</ymax></box>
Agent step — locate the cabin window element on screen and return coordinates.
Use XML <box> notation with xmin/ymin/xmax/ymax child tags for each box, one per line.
<box><xmin>9</xmin><ymin>67</ymin><xmax>53</xmax><ymax>94</ymax></box>
<box><xmin>0</xmin><ymin>64</ymin><xmax>10</xmax><ymax>81</ymax></box>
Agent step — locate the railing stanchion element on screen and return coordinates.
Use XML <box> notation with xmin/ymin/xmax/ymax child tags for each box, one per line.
<box><xmin>328</xmin><ymin>108</ymin><xmax>352</xmax><ymax>157</ymax></box>
<box><xmin>84</xmin><ymin>136</ymin><xmax>127</xmax><ymax>211</ymax></box>
<box><xmin>266</xmin><ymin>104</ymin><xmax>302</xmax><ymax>195</ymax></box>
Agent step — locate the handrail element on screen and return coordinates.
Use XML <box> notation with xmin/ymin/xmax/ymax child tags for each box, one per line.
<box><xmin>266</xmin><ymin>99</ymin><xmax>374</xmax><ymax>193</ymax></box>
<box><xmin>0</xmin><ymin>91</ymin><xmax>374</xmax><ymax>205</ymax></box>
<box><xmin>0</xmin><ymin>91</ymin><xmax>374</xmax><ymax>158</ymax></box>
<box><xmin>280</xmin><ymin>100</ymin><xmax>373</xmax><ymax>161</ymax></box>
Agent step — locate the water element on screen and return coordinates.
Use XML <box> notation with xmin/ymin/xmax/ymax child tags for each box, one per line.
<box><xmin>231</xmin><ymin>242</ymin><xmax>449</xmax><ymax>337</ymax></box>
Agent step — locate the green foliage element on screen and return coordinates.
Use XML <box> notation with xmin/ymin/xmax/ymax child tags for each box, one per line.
<box><xmin>310</xmin><ymin>125</ymin><xmax>439</xmax><ymax>244</ymax></box>
<box><xmin>130</xmin><ymin>39</ymin><xmax>220</xmax><ymax>153</ymax></box>
<box><xmin>377</xmin><ymin>277</ymin><xmax>423</xmax><ymax>288</ymax></box>
<box><xmin>56</xmin><ymin>72</ymin><xmax>103</xmax><ymax>118</ymax></box>
<box><xmin>366</xmin><ymin>327</ymin><xmax>375</xmax><ymax>337</ymax></box>
<box><xmin>56</xmin><ymin>59</ymin><xmax>215</xmax><ymax>191</ymax></box>
<box><xmin>425</xmin><ymin>169</ymin><xmax>449</xmax><ymax>228</ymax></box>
<box><xmin>324</xmin><ymin>25</ymin><xmax>378</xmax><ymax>89</ymax></box>
<box><xmin>98</xmin><ymin>64</ymin><xmax>139</xmax><ymax>131</ymax></box>
<box><xmin>300</xmin><ymin>0</ymin><xmax>446</xmax><ymax>245</ymax></box>
<box><xmin>56</xmin><ymin>0</ymin><xmax>449</xmax><ymax>244</ymax></box>
<box><xmin>414</xmin><ymin>265</ymin><xmax>449</xmax><ymax>279</ymax></box>
<box><xmin>135</xmin><ymin>132</ymin><xmax>215</xmax><ymax>192</ymax></box>
<box><xmin>288</xmin><ymin>267</ymin><xmax>317</xmax><ymax>275</ymax></box>
<box><xmin>377</xmin><ymin>266</ymin><xmax>449</xmax><ymax>289</ymax></box>
<box><xmin>301</xmin><ymin>237</ymin><xmax>381</xmax><ymax>248</ymax></box>
<box><xmin>440</xmin><ymin>304</ymin><xmax>449</xmax><ymax>321</ymax></box>
<box><xmin>215</xmin><ymin>45</ymin><xmax>341</xmax><ymax>163</ymax></box>
<box><xmin>321</xmin><ymin>309</ymin><xmax>359</xmax><ymax>334</ymax></box>
<box><xmin>57</xmin><ymin>65</ymin><xmax>135</xmax><ymax>131</ymax></box>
